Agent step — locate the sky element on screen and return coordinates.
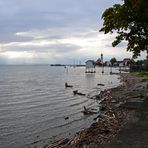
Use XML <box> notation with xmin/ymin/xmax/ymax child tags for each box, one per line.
<box><xmin>0</xmin><ymin>0</ymin><xmax>146</xmax><ymax>65</ymax></box>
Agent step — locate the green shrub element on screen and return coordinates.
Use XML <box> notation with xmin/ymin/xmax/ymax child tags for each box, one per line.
<box><xmin>143</xmin><ymin>60</ymin><xmax>148</xmax><ymax>71</ymax></box>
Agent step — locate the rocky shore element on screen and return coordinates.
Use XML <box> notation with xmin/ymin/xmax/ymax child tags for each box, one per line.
<box><xmin>43</xmin><ymin>73</ymin><xmax>148</xmax><ymax>148</ymax></box>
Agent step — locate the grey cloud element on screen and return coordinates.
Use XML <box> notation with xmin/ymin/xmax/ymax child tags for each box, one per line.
<box><xmin>0</xmin><ymin>0</ymin><xmax>124</xmax><ymax>64</ymax></box>
<box><xmin>1</xmin><ymin>42</ymin><xmax>81</xmax><ymax>54</ymax></box>
<box><xmin>0</xmin><ymin>0</ymin><xmax>121</xmax><ymax>43</ymax></box>
<box><xmin>50</xmin><ymin>43</ymin><xmax>81</xmax><ymax>53</ymax></box>
<box><xmin>104</xmin><ymin>40</ymin><xmax>127</xmax><ymax>48</ymax></box>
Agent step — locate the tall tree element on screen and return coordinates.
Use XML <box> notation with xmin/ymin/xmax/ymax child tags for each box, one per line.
<box><xmin>110</xmin><ymin>57</ymin><xmax>117</xmax><ymax>65</ymax></box>
<box><xmin>100</xmin><ymin>0</ymin><xmax>148</xmax><ymax>58</ymax></box>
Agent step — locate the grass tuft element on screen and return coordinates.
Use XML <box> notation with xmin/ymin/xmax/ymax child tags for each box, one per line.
<box><xmin>132</xmin><ymin>71</ymin><xmax>148</xmax><ymax>81</ymax></box>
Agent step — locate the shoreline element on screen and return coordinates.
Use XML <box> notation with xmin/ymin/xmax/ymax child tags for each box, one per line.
<box><xmin>44</xmin><ymin>73</ymin><xmax>147</xmax><ymax>148</ymax></box>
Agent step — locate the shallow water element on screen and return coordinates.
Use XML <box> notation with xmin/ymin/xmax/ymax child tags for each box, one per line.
<box><xmin>0</xmin><ymin>65</ymin><xmax>121</xmax><ymax>148</ymax></box>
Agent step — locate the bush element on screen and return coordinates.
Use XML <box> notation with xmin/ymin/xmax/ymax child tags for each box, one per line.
<box><xmin>143</xmin><ymin>60</ymin><xmax>148</xmax><ymax>71</ymax></box>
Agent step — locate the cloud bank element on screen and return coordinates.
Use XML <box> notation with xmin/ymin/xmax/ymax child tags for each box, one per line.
<box><xmin>0</xmin><ymin>0</ymin><xmax>145</xmax><ymax>64</ymax></box>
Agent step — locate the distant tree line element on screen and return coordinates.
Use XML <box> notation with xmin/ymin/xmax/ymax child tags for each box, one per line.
<box><xmin>95</xmin><ymin>57</ymin><xmax>148</xmax><ymax>71</ymax></box>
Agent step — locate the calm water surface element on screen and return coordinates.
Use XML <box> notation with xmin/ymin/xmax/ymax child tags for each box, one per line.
<box><xmin>0</xmin><ymin>65</ymin><xmax>122</xmax><ymax>148</ymax></box>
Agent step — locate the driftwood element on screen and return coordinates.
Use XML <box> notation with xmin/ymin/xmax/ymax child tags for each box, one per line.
<box><xmin>87</xmin><ymin>91</ymin><xmax>104</xmax><ymax>100</ymax></box>
<box><xmin>97</xmin><ymin>83</ymin><xmax>105</xmax><ymax>86</ymax></box>
<box><xmin>65</xmin><ymin>82</ymin><xmax>73</xmax><ymax>88</ymax></box>
<box><xmin>100</xmin><ymin>105</ymin><xmax>107</xmax><ymax>111</ymax></box>
<box><xmin>94</xmin><ymin>113</ymin><xmax>115</xmax><ymax>121</ymax></box>
<box><xmin>47</xmin><ymin>139</ymin><xmax>69</xmax><ymax>148</ymax></box>
<box><xmin>82</xmin><ymin>106</ymin><xmax>98</xmax><ymax>115</ymax></box>
<box><xmin>64</xmin><ymin>117</ymin><xmax>69</xmax><ymax>120</ymax></box>
<box><xmin>99</xmin><ymin>134</ymin><xmax>108</xmax><ymax>139</ymax></box>
<box><xmin>73</xmin><ymin>90</ymin><xmax>85</xmax><ymax>96</ymax></box>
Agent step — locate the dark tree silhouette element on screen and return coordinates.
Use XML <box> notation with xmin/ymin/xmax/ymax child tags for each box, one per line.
<box><xmin>100</xmin><ymin>0</ymin><xmax>148</xmax><ymax>58</ymax></box>
<box><xmin>110</xmin><ymin>57</ymin><xmax>117</xmax><ymax>65</ymax></box>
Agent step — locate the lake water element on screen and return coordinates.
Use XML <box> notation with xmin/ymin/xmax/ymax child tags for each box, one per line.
<box><xmin>0</xmin><ymin>65</ymin><xmax>122</xmax><ymax>148</ymax></box>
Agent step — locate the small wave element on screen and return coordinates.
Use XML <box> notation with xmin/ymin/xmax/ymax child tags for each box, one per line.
<box><xmin>70</xmin><ymin>99</ymin><xmax>88</xmax><ymax>107</ymax></box>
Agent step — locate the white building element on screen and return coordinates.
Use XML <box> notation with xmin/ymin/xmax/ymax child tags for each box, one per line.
<box><xmin>85</xmin><ymin>60</ymin><xmax>96</xmax><ymax>73</ymax></box>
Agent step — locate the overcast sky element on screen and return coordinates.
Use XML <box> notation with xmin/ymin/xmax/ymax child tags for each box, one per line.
<box><xmin>0</xmin><ymin>0</ymin><xmax>146</xmax><ymax>65</ymax></box>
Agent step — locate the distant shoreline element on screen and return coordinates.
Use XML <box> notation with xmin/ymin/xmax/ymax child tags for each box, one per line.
<box><xmin>50</xmin><ymin>64</ymin><xmax>85</xmax><ymax>67</ymax></box>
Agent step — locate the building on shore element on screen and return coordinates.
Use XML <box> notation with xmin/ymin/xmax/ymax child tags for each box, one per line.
<box><xmin>85</xmin><ymin>60</ymin><xmax>96</xmax><ymax>73</ymax></box>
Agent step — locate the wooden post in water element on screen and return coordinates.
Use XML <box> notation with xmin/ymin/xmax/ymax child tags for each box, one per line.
<box><xmin>110</xmin><ymin>65</ymin><xmax>112</xmax><ymax>74</ymax></box>
<box><xmin>101</xmin><ymin>53</ymin><xmax>104</xmax><ymax>73</ymax></box>
<box><xmin>119</xmin><ymin>66</ymin><xmax>121</xmax><ymax>73</ymax></box>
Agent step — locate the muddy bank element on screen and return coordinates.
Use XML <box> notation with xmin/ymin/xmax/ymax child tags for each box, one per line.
<box><xmin>44</xmin><ymin>73</ymin><xmax>147</xmax><ymax>148</ymax></box>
